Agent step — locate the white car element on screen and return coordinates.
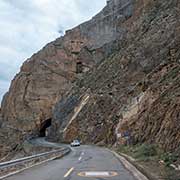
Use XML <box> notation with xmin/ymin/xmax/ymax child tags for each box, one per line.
<box><xmin>71</xmin><ymin>140</ymin><xmax>80</xmax><ymax>147</ymax></box>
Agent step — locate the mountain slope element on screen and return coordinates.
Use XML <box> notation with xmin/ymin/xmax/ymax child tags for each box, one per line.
<box><xmin>49</xmin><ymin>0</ymin><xmax>180</xmax><ymax>151</ymax></box>
<box><xmin>0</xmin><ymin>0</ymin><xmax>179</xmax><ymax>158</ymax></box>
<box><xmin>1</xmin><ymin>0</ymin><xmax>133</xmax><ymax>139</ymax></box>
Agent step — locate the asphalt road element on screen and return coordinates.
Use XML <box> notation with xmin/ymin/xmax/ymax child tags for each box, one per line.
<box><xmin>4</xmin><ymin>145</ymin><xmax>137</xmax><ymax>180</ymax></box>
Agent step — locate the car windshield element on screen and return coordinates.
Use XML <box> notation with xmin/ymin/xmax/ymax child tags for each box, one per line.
<box><xmin>73</xmin><ymin>140</ymin><xmax>79</xmax><ymax>143</ymax></box>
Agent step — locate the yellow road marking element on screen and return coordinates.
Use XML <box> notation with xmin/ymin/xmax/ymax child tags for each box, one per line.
<box><xmin>64</xmin><ymin>167</ymin><xmax>74</xmax><ymax>178</ymax></box>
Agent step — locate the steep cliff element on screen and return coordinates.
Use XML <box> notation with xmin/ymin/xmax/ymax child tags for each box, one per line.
<box><xmin>1</xmin><ymin>0</ymin><xmax>179</xmax><ymax>156</ymax></box>
<box><xmin>1</xmin><ymin>0</ymin><xmax>133</xmax><ymax>138</ymax></box>
<box><xmin>50</xmin><ymin>0</ymin><xmax>180</xmax><ymax>151</ymax></box>
<box><xmin>117</xmin><ymin>62</ymin><xmax>180</xmax><ymax>151</ymax></box>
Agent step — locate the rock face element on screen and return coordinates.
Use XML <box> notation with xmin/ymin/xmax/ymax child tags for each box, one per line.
<box><xmin>1</xmin><ymin>0</ymin><xmax>180</xmax><ymax>155</ymax></box>
<box><xmin>0</xmin><ymin>109</ymin><xmax>14</xmax><ymax>159</ymax></box>
<box><xmin>50</xmin><ymin>0</ymin><xmax>180</xmax><ymax>151</ymax></box>
<box><xmin>117</xmin><ymin>62</ymin><xmax>180</xmax><ymax>151</ymax></box>
<box><xmin>1</xmin><ymin>0</ymin><xmax>133</xmax><ymax>138</ymax></box>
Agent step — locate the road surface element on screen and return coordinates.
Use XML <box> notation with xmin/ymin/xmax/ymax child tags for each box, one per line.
<box><xmin>29</xmin><ymin>137</ymin><xmax>65</xmax><ymax>148</ymax></box>
<box><xmin>4</xmin><ymin>145</ymin><xmax>137</xmax><ymax>180</ymax></box>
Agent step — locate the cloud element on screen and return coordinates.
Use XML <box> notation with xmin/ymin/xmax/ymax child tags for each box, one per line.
<box><xmin>0</xmin><ymin>0</ymin><xmax>106</xmax><ymax>103</ymax></box>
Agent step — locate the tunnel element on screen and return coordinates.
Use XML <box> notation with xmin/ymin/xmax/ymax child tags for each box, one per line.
<box><xmin>76</xmin><ymin>62</ymin><xmax>83</xmax><ymax>73</ymax></box>
<box><xmin>39</xmin><ymin>118</ymin><xmax>52</xmax><ymax>137</ymax></box>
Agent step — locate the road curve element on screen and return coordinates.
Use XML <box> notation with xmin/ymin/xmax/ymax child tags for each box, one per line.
<box><xmin>4</xmin><ymin>145</ymin><xmax>137</xmax><ymax>180</ymax></box>
<box><xmin>29</xmin><ymin>137</ymin><xmax>65</xmax><ymax>148</ymax></box>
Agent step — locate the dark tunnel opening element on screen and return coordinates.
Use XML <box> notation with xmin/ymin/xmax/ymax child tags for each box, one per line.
<box><xmin>76</xmin><ymin>62</ymin><xmax>83</xmax><ymax>74</ymax></box>
<box><xmin>39</xmin><ymin>118</ymin><xmax>52</xmax><ymax>137</ymax></box>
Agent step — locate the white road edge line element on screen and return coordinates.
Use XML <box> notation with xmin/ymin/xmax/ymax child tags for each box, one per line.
<box><xmin>64</xmin><ymin>167</ymin><xmax>74</xmax><ymax>178</ymax></box>
<box><xmin>110</xmin><ymin>150</ymin><xmax>149</xmax><ymax>180</ymax></box>
<box><xmin>78</xmin><ymin>156</ymin><xmax>82</xmax><ymax>161</ymax></box>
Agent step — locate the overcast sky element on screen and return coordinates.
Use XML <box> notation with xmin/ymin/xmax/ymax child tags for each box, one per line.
<box><xmin>0</xmin><ymin>0</ymin><xmax>106</xmax><ymax>103</ymax></box>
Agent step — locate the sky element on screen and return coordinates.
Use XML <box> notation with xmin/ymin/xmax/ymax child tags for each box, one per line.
<box><xmin>0</xmin><ymin>0</ymin><xmax>106</xmax><ymax>104</ymax></box>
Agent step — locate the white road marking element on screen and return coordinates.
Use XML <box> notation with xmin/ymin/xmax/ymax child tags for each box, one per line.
<box><xmin>78</xmin><ymin>151</ymin><xmax>84</xmax><ymax>161</ymax></box>
<box><xmin>111</xmin><ymin>150</ymin><xmax>149</xmax><ymax>180</ymax></box>
<box><xmin>86</xmin><ymin>172</ymin><xmax>109</xmax><ymax>176</ymax></box>
<box><xmin>78</xmin><ymin>171</ymin><xmax>118</xmax><ymax>177</ymax></box>
<box><xmin>64</xmin><ymin>167</ymin><xmax>74</xmax><ymax>178</ymax></box>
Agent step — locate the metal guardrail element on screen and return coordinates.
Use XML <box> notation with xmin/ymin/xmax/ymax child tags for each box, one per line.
<box><xmin>0</xmin><ymin>147</ymin><xmax>70</xmax><ymax>169</ymax></box>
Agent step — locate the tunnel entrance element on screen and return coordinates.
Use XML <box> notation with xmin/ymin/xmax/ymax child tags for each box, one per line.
<box><xmin>76</xmin><ymin>62</ymin><xmax>83</xmax><ymax>74</ymax></box>
<box><xmin>39</xmin><ymin>118</ymin><xmax>52</xmax><ymax>137</ymax></box>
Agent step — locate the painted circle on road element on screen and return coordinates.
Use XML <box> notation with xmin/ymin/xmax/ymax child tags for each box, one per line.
<box><xmin>78</xmin><ymin>171</ymin><xmax>118</xmax><ymax>178</ymax></box>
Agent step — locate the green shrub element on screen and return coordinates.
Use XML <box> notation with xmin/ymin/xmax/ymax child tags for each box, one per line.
<box><xmin>117</xmin><ymin>143</ymin><xmax>179</xmax><ymax>165</ymax></box>
<box><xmin>134</xmin><ymin>144</ymin><xmax>157</xmax><ymax>160</ymax></box>
<box><xmin>117</xmin><ymin>144</ymin><xmax>180</xmax><ymax>180</ymax></box>
<box><xmin>161</xmin><ymin>152</ymin><xmax>178</xmax><ymax>166</ymax></box>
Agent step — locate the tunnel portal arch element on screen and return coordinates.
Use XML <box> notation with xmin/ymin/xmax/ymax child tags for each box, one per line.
<box><xmin>39</xmin><ymin>118</ymin><xmax>52</xmax><ymax>137</ymax></box>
